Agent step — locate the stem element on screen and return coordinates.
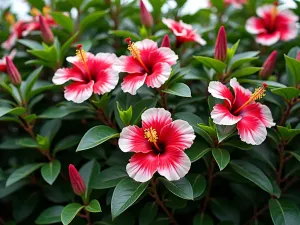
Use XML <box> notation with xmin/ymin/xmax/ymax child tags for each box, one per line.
<box><xmin>201</xmin><ymin>157</ymin><xmax>215</xmax><ymax>214</ymax></box>
<box><xmin>150</xmin><ymin>179</ymin><xmax>178</xmax><ymax>225</ymax></box>
<box><xmin>279</xmin><ymin>98</ymin><xmax>297</xmax><ymax>126</ymax></box>
<box><xmin>276</xmin><ymin>141</ymin><xmax>285</xmax><ymax>185</ymax></box>
<box><xmin>158</xmin><ymin>89</ymin><xmax>168</xmax><ymax>110</ymax></box>
<box><xmin>244</xmin><ymin>203</ymin><xmax>269</xmax><ymax>225</ymax></box>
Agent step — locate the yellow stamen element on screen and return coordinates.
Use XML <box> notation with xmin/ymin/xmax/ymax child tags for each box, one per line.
<box><xmin>5</xmin><ymin>13</ymin><xmax>15</xmax><ymax>25</ymax></box>
<box><xmin>144</xmin><ymin>127</ymin><xmax>160</xmax><ymax>150</ymax></box>
<box><xmin>42</xmin><ymin>6</ymin><xmax>51</xmax><ymax>17</ymax></box>
<box><xmin>76</xmin><ymin>44</ymin><xmax>92</xmax><ymax>81</ymax></box>
<box><xmin>270</xmin><ymin>2</ymin><xmax>278</xmax><ymax>29</ymax></box>
<box><xmin>126</xmin><ymin>37</ymin><xmax>150</xmax><ymax>74</ymax></box>
<box><xmin>31</xmin><ymin>8</ymin><xmax>41</xmax><ymax>17</ymax></box>
<box><xmin>233</xmin><ymin>83</ymin><xmax>268</xmax><ymax>114</ymax></box>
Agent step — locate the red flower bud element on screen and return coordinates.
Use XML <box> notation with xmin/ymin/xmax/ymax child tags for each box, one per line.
<box><xmin>161</xmin><ymin>34</ymin><xmax>171</xmax><ymax>48</ymax></box>
<box><xmin>39</xmin><ymin>15</ymin><xmax>54</xmax><ymax>44</ymax></box>
<box><xmin>214</xmin><ymin>26</ymin><xmax>227</xmax><ymax>62</ymax></box>
<box><xmin>69</xmin><ymin>164</ymin><xmax>86</xmax><ymax>196</ymax></box>
<box><xmin>5</xmin><ymin>56</ymin><xmax>21</xmax><ymax>85</ymax></box>
<box><xmin>259</xmin><ymin>50</ymin><xmax>277</xmax><ymax>79</ymax></box>
<box><xmin>140</xmin><ymin>0</ymin><xmax>153</xmax><ymax>28</ymax></box>
<box><xmin>296</xmin><ymin>51</ymin><xmax>300</xmax><ymax>61</ymax></box>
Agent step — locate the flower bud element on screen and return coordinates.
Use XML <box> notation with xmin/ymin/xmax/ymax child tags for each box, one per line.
<box><xmin>161</xmin><ymin>34</ymin><xmax>171</xmax><ymax>48</ymax></box>
<box><xmin>69</xmin><ymin>164</ymin><xmax>86</xmax><ymax>196</ymax></box>
<box><xmin>259</xmin><ymin>50</ymin><xmax>277</xmax><ymax>79</ymax></box>
<box><xmin>140</xmin><ymin>0</ymin><xmax>153</xmax><ymax>28</ymax></box>
<box><xmin>39</xmin><ymin>15</ymin><xmax>54</xmax><ymax>44</ymax></box>
<box><xmin>296</xmin><ymin>51</ymin><xmax>300</xmax><ymax>61</ymax></box>
<box><xmin>214</xmin><ymin>26</ymin><xmax>227</xmax><ymax>62</ymax></box>
<box><xmin>5</xmin><ymin>56</ymin><xmax>21</xmax><ymax>85</ymax></box>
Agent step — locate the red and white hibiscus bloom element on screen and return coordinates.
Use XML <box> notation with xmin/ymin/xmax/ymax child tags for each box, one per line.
<box><xmin>117</xmin><ymin>38</ymin><xmax>178</xmax><ymax>95</ymax></box>
<box><xmin>224</xmin><ymin>0</ymin><xmax>247</xmax><ymax>8</ymax></box>
<box><xmin>52</xmin><ymin>44</ymin><xmax>120</xmax><ymax>103</ymax></box>
<box><xmin>208</xmin><ymin>78</ymin><xmax>275</xmax><ymax>145</ymax></box>
<box><xmin>246</xmin><ymin>2</ymin><xmax>298</xmax><ymax>46</ymax></box>
<box><xmin>118</xmin><ymin>108</ymin><xmax>195</xmax><ymax>182</ymax></box>
<box><xmin>162</xmin><ymin>18</ymin><xmax>206</xmax><ymax>46</ymax></box>
<box><xmin>0</xmin><ymin>49</ymin><xmax>16</xmax><ymax>72</ymax></box>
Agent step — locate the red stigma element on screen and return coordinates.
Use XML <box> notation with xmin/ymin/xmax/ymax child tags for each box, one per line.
<box><xmin>262</xmin><ymin>83</ymin><xmax>268</xmax><ymax>88</ymax></box>
<box><xmin>76</xmin><ymin>44</ymin><xmax>82</xmax><ymax>49</ymax></box>
<box><xmin>273</xmin><ymin>1</ymin><xmax>278</xmax><ymax>6</ymax></box>
<box><xmin>125</xmin><ymin>37</ymin><xmax>131</xmax><ymax>44</ymax></box>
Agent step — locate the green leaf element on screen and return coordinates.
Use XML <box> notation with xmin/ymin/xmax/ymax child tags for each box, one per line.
<box><xmin>131</xmin><ymin>98</ymin><xmax>158</xmax><ymax>125</ymax></box>
<box><xmin>269</xmin><ymin>199</ymin><xmax>300</xmax><ymax>225</ymax></box>
<box><xmin>194</xmin><ymin>56</ymin><xmax>226</xmax><ymax>73</ymax></box>
<box><xmin>39</xmin><ymin>103</ymin><xmax>87</xmax><ymax>118</ymax></box>
<box><xmin>230</xmin><ymin>67</ymin><xmax>262</xmax><ymax>78</ymax></box>
<box><xmin>53</xmin><ymin>135</ymin><xmax>81</xmax><ymax>154</ymax></box>
<box><xmin>187</xmin><ymin>174</ymin><xmax>206</xmax><ymax>199</ymax></box>
<box><xmin>162</xmin><ymin>83</ymin><xmax>191</xmax><ymax>97</ymax></box>
<box><xmin>35</xmin><ymin>206</ymin><xmax>64</xmax><ymax>224</ymax></box>
<box><xmin>18</xmin><ymin>39</ymin><xmax>43</xmax><ymax>50</ymax></box>
<box><xmin>76</xmin><ymin>125</ymin><xmax>119</xmax><ymax>151</ymax></box>
<box><xmin>117</xmin><ymin>102</ymin><xmax>133</xmax><ymax>125</ymax></box>
<box><xmin>40</xmin><ymin>120</ymin><xmax>62</xmax><ymax>144</ymax></box>
<box><xmin>67</xmin><ymin>0</ymin><xmax>83</xmax><ymax>8</ymax></box>
<box><xmin>51</xmin><ymin>12</ymin><xmax>74</xmax><ymax>33</ymax></box>
<box><xmin>271</xmin><ymin>87</ymin><xmax>300</xmax><ymax>100</ymax></box>
<box><xmin>61</xmin><ymin>203</ymin><xmax>84</xmax><ymax>225</ymax></box>
<box><xmin>212</xmin><ymin>148</ymin><xmax>230</xmax><ymax>171</ymax></box>
<box><xmin>277</xmin><ymin>126</ymin><xmax>300</xmax><ymax>142</ymax></box>
<box><xmin>0</xmin><ymin>107</ymin><xmax>26</xmax><ymax>118</ymax></box>
<box><xmin>159</xmin><ymin>177</ymin><xmax>193</xmax><ymax>200</ymax></box>
<box><xmin>210</xmin><ymin>199</ymin><xmax>240</xmax><ymax>224</ymax></box>
<box><xmin>230</xmin><ymin>160</ymin><xmax>273</xmax><ymax>194</ymax></box>
<box><xmin>111</xmin><ymin>177</ymin><xmax>149</xmax><ymax>219</ymax></box>
<box><xmin>92</xmin><ymin>166</ymin><xmax>127</xmax><ymax>189</ymax></box>
<box><xmin>216</xmin><ymin>124</ymin><xmax>236</xmax><ymax>143</ymax></box>
<box><xmin>288</xmin><ymin>151</ymin><xmax>300</xmax><ymax>162</ymax></box>
<box><xmin>229</xmin><ymin>51</ymin><xmax>259</xmax><ymax>70</ymax></box>
<box><xmin>6</xmin><ymin>163</ymin><xmax>44</xmax><ymax>187</ymax></box>
<box><xmin>41</xmin><ymin>160</ymin><xmax>61</xmax><ymax>185</ymax></box>
<box><xmin>60</xmin><ymin>32</ymin><xmax>79</xmax><ymax>60</ymax></box>
<box><xmin>85</xmin><ymin>199</ymin><xmax>101</xmax><ymax>213</ymax></box>
<box><xmin>0</xmin><ymin>180</ymin><xmax>28</xmax><ymax>199</ymax></box>
<box><xmin>24</xmin><ymin>66</ymin><xmax>43</xmax><ymax>101</ymax></box>
<box><xmin>80</xmin><ymin>10</ymin><xmax>107</xmax><ymax>33</ymax></box>
<box><xmin>109</xmin><ymin>30</ymin><xmax>141</xmax><ymax>40</ymax></box>
<box><xmin>174</xmin><ymin>112</ymin><xmax>204</xmax><ymax>135</ymax></box>
<box><xmin>139</xmin><ymin>203</ymin><xmax>158</xmax><ymax>225</ymax></box>
<box><xmin>223</xmin><ymin>140</ymin><xmax>252</xmax><ymax>150</ymax></box>
<box><xmin>238</xmin><ymin>79</ymin><xmax>286</xmax><ymax>88</ymax></box>
<box><xmin>186</xmin><ymin>142</ymin><xmax>211</xmax><ymax>163</ymax></box>
<box><xmin>13</xmin><ymin>192</ymin><xmax>39</xmax><ymax>222</ymax></box>
<box><xmin>285</xmin><ymin>55</ymin><xmax>300</xmax><ymax>86</ymax></box>
<box><xmin>193</xmin><ymin>214</ymin><xmax>213</xmax><ymax>225</ymax></box>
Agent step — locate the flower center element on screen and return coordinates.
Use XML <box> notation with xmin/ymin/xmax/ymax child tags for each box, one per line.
<box><xmin>76</xmin><ymin>44</ymin><xmax>92</xmax><ymax>81</ymax></box>
<box><xmin>125</xmin><ymin>37</ymin><xmax>150</xmax><ymax>74</ymax></box>
<box><xmin>233</xmin><ymin>83</ymin><xmax>268</xmax><ymax>114</ymax></box>
<box><xmin>42</xmin><ymin>6</ymin><xmax>51</xmax><ymax>17</ymax></box>
<box><xmin>5</xmin><ymin>13</ymin><xmax>15</xmax><ymax>26</ymax></box>
<box><xmin>144</xmin><ymin>127</ymin><xmax>161</xmax><ymax>151</ymax></box>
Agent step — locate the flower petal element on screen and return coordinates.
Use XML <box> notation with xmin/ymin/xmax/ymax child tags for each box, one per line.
<box><xmin>211</xmin><ymin>104</ymin><xmax>242</xmax><ymax>125</ymax></box>
<box><xmin>256</xmin><ymin>4</ymin><xmax>273</xmax><ymax>18</ymax></box>
<box><xmin>159</xmin><ymin>120</ymin><xmax>195</xmax><ymax>150</ymax></box>
<box><xmin>1</xmin><ymin>33</ymin><xmax>18</xmax><ymax>50</ymax></box>
<box><xmin>150</xmin><ymin>47</ymin><xmax>178</xmax><ymax>66</ymax></box>
<box><xmin>256</xmin><ymin>32</ymin><xmax>280</xmax><ymax>46</ymax></box>
<box><xmin>142</xmin><ymin>108</ymin><xmax>173</xmax><ymax>135</ymax></box>
<box><xmin>229</xmin><ymin>77</ymin><xmax>252</xmax><ymax>109</ymax></box>
<box><xmin>239</xmin><ymin>103</ymin><xmax>275</xmax><ymax>128</ymax></box>
<box><xmin>145</xmin><ymin>62</ymin><xmax>171</xmax><ymax>88</ymax></box>
<box><xmin>158</xmin><ymin>147</ymin><xmax>191</xmax><ymax>181</ymax></box>
<box><xmin>237</xmin><ymin>115</ymin><xmax>267</xmax><ymax>145</ymax></box>
<box><xmin>52</xmin><ymin>68</ymin><xmax>85</xmax><ymax>85</ymax></box>
<box><xmin>135</xmin><ymin>39</ymin><xmax>158</xmax><ymax>62</ymax></box>
<box><xmin>245</xmin><ymin>17</ymin><xmax>266</xmax><ymax>34</ymax></box>
<box><xmin>117</xmin><ymin>56</ymin><xmax>144</xmax><ymax>74</ymax></box>
<box><xmin>93</xmin><ymin>68</ymin><xmax>119</xmax><ymax>95</ymax></box>
<box><xmin>126</xmin><ymin>152</ymin><xmax>158</xmax><ymax>182</ymax></box>
<box><xmin>121</xmin><ymin>73</ymin><xmax>147</xmax><ymax>95</ymax></box>
<box><xmin>208</xmin><ymin>81</ymin><xmax>234</xmax><ymax>108</ymax></box>
<box><xmin>92</xmin><ymin>53</ymin><xmax>120</xmax><ymax>72</ymax></box>
<box><xmin>64</xmin><ymin>80</ymin><xmax>94</xmax><ymax>103</ymax></box>
<box><xmin>118</xmin><ymin>125</ymin><xmax>152</xmax><ymax>153</ymax></box>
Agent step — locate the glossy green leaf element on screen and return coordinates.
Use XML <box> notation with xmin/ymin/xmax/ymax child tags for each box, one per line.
<box><xmin>23</xmin><ymin>66</ymin><xmax>43</xmax><ymax>101</ymax></box>
<box><xmin>187</xmin><ymin>174</ymin><xmax>206</xmax><ymax>199</ymax></box>
<box><xmin>269</xmin><ymin>199</ymin><xmax>300</xmax><ymax>225</ymax></box>
<box><xmin>159</xmin><ymin>177</ymin><xmax>193</xmax><ymax>200</ymax></box>
<box><xmin>285</xmin><ymin>55</ymin><xmax>300</xmax><ymax>86</ymax></box>
<box><xmin>85</xmin><ymin>199</ymin><xmax>101</xmax><ymax>213</ymax></box>
<box><xmin>186</xmin><ymin>142</ymin><xmax>211</xmax><ymax>163</ymax></box>
<box><xmin>61</xmin><ymin>203</ymin><xmax>84</xmax><ymax>225</ymax></box>
<box><xmin>41</xmin><ymin>160</ymin><xmax>61</xmax><ymax>185</ymax></box>
<box><xmin>230</xmin><ymin>67</ymin><xmax>262</xmax><ymax>78</ymax></box>
<box><xmin>277</xmin><ymin>126</ymin><xmax>300</xmax><ymax>141</ymax></box>
<box><xmin>272</xmin><ymin>87</ymin><xmax>300</xmax><ymax>100</ymax></box>
<box><xmin>162</xmin><ymin>83</ymin><xmax>192</xmax><ymax>97</ymax></box>
<box><xmin>92</xmin><ymin>166</ymin><xmax>127</xmax><ymax>189</ymax></box>
<box><xmin>239</xmin><ymin>79</ymin><xmax>286</xmax><ymax>88</ymax></box>
<box><xmin>0</xmin><ymin>107</ymin><xmax>26</xmax><ymax>118</ymax></box>
<box><xmin>18</xmin><ymin>39</ymin><xmax>43</xmax><ymax>50</ymax></box>
<box><xmin>194</xmin><ymin>56</ymin><xmax>226</xmax><ymax>73</ymax></box>
<box><xmin>210</xmin><ymin>198</ymin><xmax>240</xmax><ymax>224</ymax></box>
<box><xmin>111</xmin><ymin>177</ymin><xmax>149</xmax><ymax>219</ymax></box>
<box><xmin>39</xmin><ymin>104</ymin><xmax>87</xmax><ymax>118</ymax></box>
<box><xmin>40</xmin><ymin>120</ymin><xmax>61</xmax><ymax>144</ymax></box>
<box><xmin>77</xmin><ymin>125</ymin><xmax>119</xmax><ymax>151</ymax></box>
<box><xmin>139</xmin><ymin>203</ymin><xmax>158</xmax><ymax>225</ymax></box>
<box><xmin>35</xmin><ymin>206</ymin><xmax>64</xmax><ymax>224</ymax></box>
<box><xmin>60</xmin><ymin>32</ymin><xmax>79</xmax><ymax>60</ymax></box>
<box><xmin>53</xmin><ymin>135</ymin><xmax>81</xmax><ymax>154</ymax></box>
<box><xmin>109</xmin><ymin>30</ymin><xmax>141</xmax><ymax>40</ymax></box>
<box><xmin>51</xmin><ymin>12</ymin><xmax>74</xmax><ymax>33</ymax></box>
<box><xmin>80</xmin><ymin>10</ymin><xmax>107</xmax><ymax>33</ymax></box>
<box><xmin>212</xmin><ymin>148</ymin><xmax>230</xmax><ymax>171</ymax></box>
<box><xmin>216</xmin><ymin>124</ymin><xmax>236</xmax><ymax>143</ymax></box>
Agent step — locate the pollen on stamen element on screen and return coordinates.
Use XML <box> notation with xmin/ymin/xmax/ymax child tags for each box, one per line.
<box><xmin>144</xmin><ymin>127</ymin><xmax>158</xmax><ymax>143</ymax></box>
<box><xmin>76</xmin><ymin>44</ymin><xmax>87</xmax><ymax>63</ymax></box>
<box><xmin>251</xmin><ymin>84</ymin><xmax>268</xmax><ymax>101</ymax></box>
<box><xmin>126</xmin><ymin>39</ymin><xmax>141</xmax><ymax>59</ymax></box>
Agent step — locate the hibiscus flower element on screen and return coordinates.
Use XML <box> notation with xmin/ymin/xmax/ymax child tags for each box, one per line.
<box><xmin>246</xmin><ymin>2</ymin><xmax>298</xmax><ymax>46</ymax></box>
<box><xmin>118</xmin><ymin>108</ymin><xmax>195</xmax><ymax>182</ymax></box>
<box><xmin>0</xmin><ymin>49</ymin><xmax>16</xmax><ymax>72</ymax></box>
<box><xmin>117</xmin><ymin>38</ymin><xmax>178</xmax><ymax>95</ymax></box>
<box><xmin>52</xmin><ymin>44</ymin><xmax>120</xmax><ymax>103</ymax></box>
<box><xmin>208</xmin><ymin>78</ymin><xmax>275</xmax><ymax>145</ymax></box>
<box><xmin>162</xmin><ymin>18</ymin><xmax>206</xmax><ymax>46</ymax></box>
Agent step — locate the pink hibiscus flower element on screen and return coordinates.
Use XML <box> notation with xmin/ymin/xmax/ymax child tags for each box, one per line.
<box><xmin>117</xmin><ymin>38</ymin><xmax>178</xmax><ymax>95</ymax></box>
<box><xmin>246</xmin><ymin>2</ymin><xmax>298</xmax><ymax>46</ymax></box>
<box><xmin>0</xmin><ymin>49</ymin><xmax>16</xmax><ymax>72</ymax></box>
<box><xmin>118</xmin><ymin>108</ymin><xmax>195</xmax><ymax>182</ymax></box>
<box><xmin>52</xmin><ymin>44</ymin><xmax>120</xmax><ymax>103</ymax></box>
<box><xmin>224</xmin><ymin>0</ymin><xmax>247</xmax><ymax>8</ymax></box>
<box><xmin>208</xmin><ymin>78</ymin><xmax>275</xmax><ymax>145</ymax></box>
<box><xmin>162</xmin><ymin>18</ymin><xmax>206</xmax><ymax>46</ymax></box>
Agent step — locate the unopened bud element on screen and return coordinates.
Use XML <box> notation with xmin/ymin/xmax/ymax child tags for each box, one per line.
<box><xmin>214</xmin><ymin>26</ymin><xmax>227</xmax><ymax>62</ymax></box>
<box><xmin>140</xmin><ymin>0</ymin><xmax>153</xmax><ymax>28</ymax></box>
<box><xmin>161</xmin><ymin>34</ymin><xmax>171</xmax><ymax>48</ymax></box>
<box><xmin>5</xmin><ymin>56</ymin><xmax>21</xmax><ymax>85</ymax></box>
<box><xmin>68</xmin><ymin>164</ymin><xmax>86</xmax><ymax>196</ymax></box>
<box><xmin>39</xmin><ymin>15</ymin><xmax>54</xmax><ymax>44</ymax></box>
<box><xmin>259</xmin><ymin>50</ymin><xmax>277</xmax><ymax>79</ymax></box>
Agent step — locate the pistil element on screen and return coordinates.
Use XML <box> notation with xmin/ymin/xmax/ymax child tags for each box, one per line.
<box><xmin>76</xmin><ymin>44</ymin><xmax>92</xmax><ymax>81</ymax></box>
<box><xmin>144</xmin><ymin>127</ymin><xmax>160</xmax><ymax>151</ymax></box>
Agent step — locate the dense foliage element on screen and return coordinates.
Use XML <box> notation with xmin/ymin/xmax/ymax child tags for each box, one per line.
<box><xmin>0</xmin><ymin>0</ymin><xmax>300</xmax><ymax>225</ymax></box>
